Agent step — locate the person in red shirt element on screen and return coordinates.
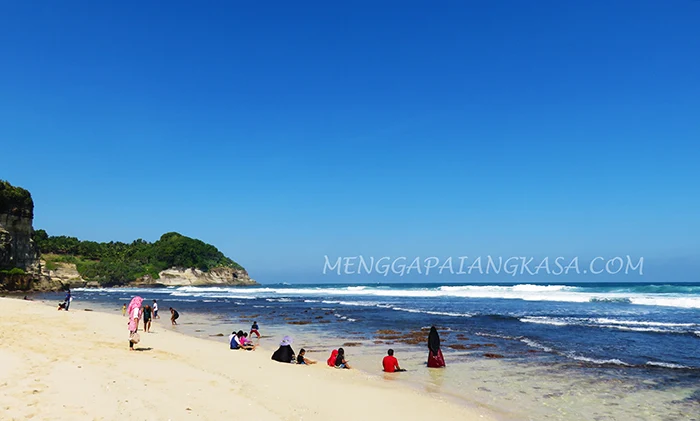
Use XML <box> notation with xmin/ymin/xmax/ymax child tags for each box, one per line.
<box><xmin>382</xmin><ymin>349</ymin><xmax>405</xmax><ymax>372</ymax></box>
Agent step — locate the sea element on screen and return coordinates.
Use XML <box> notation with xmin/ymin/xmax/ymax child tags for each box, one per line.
<box><xmin>45</xmin><ymin>282</ymin><xmax>700</xmax><ymax>421</ymax></box>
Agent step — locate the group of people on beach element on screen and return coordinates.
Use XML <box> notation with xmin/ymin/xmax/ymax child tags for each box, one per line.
<box><xmin>259</xmin><ymin>324</ymin><xmax>445</xmax><ymax>373</ymax></box>
<box><xmin>126</xmin><ymin>296</ymin><xmax>181</xmax><ymax>350</ymax></box>
<box><xmin>124</xmin><ymin>294</ymin><xmax>447</xmax><ymax>372</ymax></box>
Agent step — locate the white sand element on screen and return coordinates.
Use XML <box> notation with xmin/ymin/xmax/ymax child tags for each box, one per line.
<box><xmin>0</xmin><ymin>298</ymin><xmax>497</xmax><ymax>421</ymax></box>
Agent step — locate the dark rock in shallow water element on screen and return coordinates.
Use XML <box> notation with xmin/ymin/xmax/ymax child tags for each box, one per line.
<box><xmin>448</xmin><ymin>344</ymin><xmax>468</xmax><ymax>350</ymax></box>
<box><xmin>210</xmin><ymin>333</ymin><xmax>224</xmax><ymax>337</ymax></box>
<box><xmin>342</xmin><ymin>342</ymin><xmax>362</xmax><ymax>347</ymax></box>
<box><xmin>288</xmin><ymin>321</ymin><xmax>311</xmax><ymax>325</ymax></box>
<box><xmin>484</xmin><ymin>353</ymin><xmax>505</xmax><ymax>359</ymax></box>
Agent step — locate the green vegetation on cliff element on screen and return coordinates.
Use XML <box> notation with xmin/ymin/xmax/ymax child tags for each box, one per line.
<box><xmin>34</xmin><ymin>231</ymin><xmax>244</xmax><ymax>286</ymax></box>
<box><xmin>0</xmin><ymin>180</ymin><xmax>33</xmax><ymax>218</ymax></box>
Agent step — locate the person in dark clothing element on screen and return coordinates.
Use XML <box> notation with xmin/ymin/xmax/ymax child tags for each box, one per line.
<box><xmin>296</xmin><ymin>348</ymin><xmax>316</xmax><ymax>365</ymax></box>
<box><xmin>334</xmin><ymin>347</ymin><xmax>351</xmax><ymax>369</ymax></box>
<box><xmin>64</xmin><ymin>290</ymin><xmax>72</xmax><ymax>311</ymax></box>
<box><xmin>271</xmin><ymin>336</ymin><xmax>295</xmax><ymax>363</ymax></box>
<box><xmin>427</xmin><ymin>326</ymin><xmax>446</xmax><ymax>368</ymax></box>
<box><xmin>169</xmin><ymin>307</ymin><xmax>179</xmax><ymax>325</ymax></box>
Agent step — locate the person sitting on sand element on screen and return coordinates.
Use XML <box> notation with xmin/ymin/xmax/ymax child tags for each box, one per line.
<box><xmin>239</xmin><ymin>332</ymin><xmax>256</xmax><ymax>350</ymax></box>
<box><xmin>382</xmin><ymin>349</ymin><xmax>405</xmax><ymax>372</ymax></box>
<box><xmin>57</xmin><ymin>301</ymin><xmax>66</xmax><ymax>311</ymax></box>
<box><xmin>327</xmin><ymin>349</ymin><xmax>338</xmax><ymax>367</ymax></box>
<box><xmin>169</xmin><ymin>307</ymin><xmax>179</xmax><ymax>325</ymax></box>
<box><xmin>334</xmin><ymin>347</ymin><xmax>351</xmax><ymax>369</ymax></box>
<box><xmin>271</xmin><ymin>336</ymin><xmax>295</xmax><ymax>363</ymax></box>
<box><xmin>229</xmin><ymin>331</ymin><xmax>241</xmax><ymax>349</ymax></box>
<box><xmin>250</xmin><ymin>321</ymin><xmax>261</xmax><ymax>338</ymax></box>
<box><xmin>143</xmin><ymin>305</ymin><xmax>152</xmax><ymax>333</ymax></box>
<box><xmin>297</xmin><ymin>348</ymin><xmax>316</xmax><ymax>365</ymax></box>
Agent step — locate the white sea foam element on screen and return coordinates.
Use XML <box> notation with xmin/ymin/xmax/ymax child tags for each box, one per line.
<box><xmin>520</xmin><ymin>337</ymin><xmax>553</xmax><ymax>352</ymax></box>
<box><xmin>86</xmin><ymin>283</ymin><xmax>700</xmax><ymax>310</ymax></box>
<box><xmin>391</xmin><ymin>307</ymin><xmax>472</xmax><ymax>317</ymax></box>
<box><xmin>593</xmin><ymin>318</ymin><xmax>695</xmax><ymax>328</ymax></box>
<box><xmin>564</xmin><ymin>352</ymin><xmax>631</xmax><ymax>366</ymax></box>
<box><xmin>520</xmin><ymin>317</ymin><xmax>569</xmax><ymax>326</ymax></box>
<box><xmin>645</xmin><ymin>361</ymin><xmax>691</xmax><ymax>369</ymax></box>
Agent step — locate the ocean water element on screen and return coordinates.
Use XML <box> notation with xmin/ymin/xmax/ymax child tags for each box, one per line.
<box><xmin>56</xmin><ymin>282</ymin><xmax>700</xmax><ymax>420</ymax></box>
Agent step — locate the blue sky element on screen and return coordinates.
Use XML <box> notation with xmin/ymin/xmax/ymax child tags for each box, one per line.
<box><xmin>1</xmin><ymin>1</ymin><xmax>698</xmax><ymax>283</ymax></box>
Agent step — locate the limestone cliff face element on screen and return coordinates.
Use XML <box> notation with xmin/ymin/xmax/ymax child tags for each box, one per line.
<box><xmin>0</xmin><ymin>181</ymin><xmax>62</xmax><ymax>291</ymax></box>
<box><xmin>152</xmin><ymin>267</ymin><xmax>258</xmax><ymax>286</ymax></box>
<box><xmin>0</xmin><ymin>213</ymin><xmax>40</xmax><ymax>272</ymax></box>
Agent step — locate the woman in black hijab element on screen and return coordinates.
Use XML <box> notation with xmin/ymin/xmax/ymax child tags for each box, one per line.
<box><xmin>271</xmin><ymin>336</ymin><xmax>296</xmax><ymax>363</ymax></box>
<box><xmin>427</xmin><ymin>326</ymin><xmax>446</xmax><ymax>368</ymax></box>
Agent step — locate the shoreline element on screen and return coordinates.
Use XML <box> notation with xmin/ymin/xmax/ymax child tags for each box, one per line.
<box><xmin>0</xmin><ymin>297</ymin><xmax>500</xmax><ymax>421</ymax></box>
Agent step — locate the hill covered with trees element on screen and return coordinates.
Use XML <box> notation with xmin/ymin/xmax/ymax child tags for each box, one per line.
<box><xmin>34</xmin><ymin>231</ymin><xmax>246</xmax><ymax>286</ymax></box>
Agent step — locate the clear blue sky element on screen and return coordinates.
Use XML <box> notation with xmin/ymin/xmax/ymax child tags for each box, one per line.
<box><xmin>1</xmin><ymin>1</ymin><xmax>698</xmax><ymax>283</ymax></box>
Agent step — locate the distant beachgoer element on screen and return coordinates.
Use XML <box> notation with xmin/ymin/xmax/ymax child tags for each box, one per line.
<box><xmin>143</xmin><ymin>305</ymin><xmax>152</xmax><ymax>333</ymax></box>
<box><xmin>169</xmin><ymin>307</ymin><xmax>179</xmax><ymax>325</ymax></box>
<box><xmin>250</xmin><ymin>321</ymin><xmax>261</xmax><ymax>338</ymax></box>
<box><xmin>64</xmin><ymin>290</ymin><xmax>72</xmax><ymax>311</ymax></box>
<box><xmin>427</xmin><ymin>326</ymin><xmax>446</xmax><ymax>368</ymax></box>
<box><xmin>334</xmin><ymin>347</ymin><xmax>351</xmax><ymax>369</ymax></box>
<box><xmin>229</xmin><ymin>331</ymin><xmax>241</xmax><ymax>349</ymax></box>
<box><xmin>327</xmin><ymin>349</ymin><xmax>339</xmax><ymax>367</ymax></box>
<box><xmin>382</xmin><ymin>349</ymin><xmax>405</xmax><ymax>373</ymax></box>
<box><xmin>153</xmin><ymin>299</ymin><xmax>159</xmax><ymax>319</ymax></box>
<box><xmin>271</xmin><ymin>336</ymin><xmax>295</xmax><ymax>363</ymax></box>
<box><xmin>122</xmin><ymin>304</ymin><xmax>126</xmax><ymax>316</ymax></box>
<box><xmin>127</xmin><ymin>296</ymin><xmax>143</xmax><ymax>350</ymax></box>
<box><xmin>297</xmin><ymin>349</ymin><xmax>316</xmax><ymax>365</ymax></box>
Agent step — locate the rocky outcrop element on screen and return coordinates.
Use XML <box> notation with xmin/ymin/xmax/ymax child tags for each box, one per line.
<box><xmin>0</xmin><ymin>181</ymin><xmax>62</xmax><ymax>291</ymax></box>
<box><xmin>40</xmin><ymin>260</ymin><xmax>84</xmax><ymax>285</ymax></box>
<box><xmin>152</xmin><ymin>267</ymin><xmax>258</xmax><ymax>286</ymax></box>
<box><xmin>0</xmin><ymin>213</ymin><xmax>40</xmax><ymax>273</ymax></box>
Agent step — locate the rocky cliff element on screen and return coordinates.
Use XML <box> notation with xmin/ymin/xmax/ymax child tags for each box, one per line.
<box><xmin>138</xmin><ymin>266</ymin><xmax>257</xmax><ymax>287</ymax></box>
<box><xmin>0</xmin><ymin>180</ymin><xmax>62</xmax><ymax>291</ymax></box>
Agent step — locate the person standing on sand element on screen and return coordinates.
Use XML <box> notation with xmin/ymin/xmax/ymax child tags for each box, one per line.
<box><xmin>250</xmin><ymin>321</ymin><xmax>261</xmax><ymax>338</ymax></box>
<box><xmin>127</xmin><ymin>296</ymin><xmax>143</xmax><ymax>350</ymax></box>
<box><xmin>169</xmin><ymin>307</ymin><xmax>179</xmax><ymax>325</ymax></box>
<box><xmin>64</xmin><ymin>289</ymin><xmax>72</xmax><ymax>311</ymax></box>
<box><xmin>153</xmin><ymin>299</ymin><xmax>159</xmax><ymax>319</ymax></box>
<box><xmin>143</xmin><ymin>305</ymin><xmax>152</xmax><ymax>333</ymax></box>
<box><xmin>382</xmin><ymin>349</ymin><xmax>405</xmax><ymax>372</ymax></box>
<box><xmin>427</xmin><ymin>326</ymin><xmax>446</xmax><ymax>368</ymax></box>
<box><xmin>122</xmin><ymin>304</ymin><xmax>126</xmax><ymax>316</ymax></box>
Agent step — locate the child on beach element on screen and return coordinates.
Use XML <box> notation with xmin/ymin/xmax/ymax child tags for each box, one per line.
<box><xmin>297</xmin><ymin>349</ymin><xmax>316</xmax><ymax>365</ymax></box>
<box><xmin>382</xmin><ymin>349</ymin><xmax>405</xmax><ymax>373</ymax></box>
<box><xmin>229</xmin><ymin>331</ymin><xmax>241</xmax><ymax>349</ymax></box>
<box><xmin>143</xmin><ymin>305</ymin><xmax>152</xmax><ymax>333</ymax></box>
<box><xmin>239</xmin><ymin>332</ymin><xmax>257</xmax><ymax>350</ymax></box>
<box><xmin>122</xmin><ymin>304</ymin><xmax>126</xmax><ymax>316</ymax></box>
<box><xmin>250</xmin><ymin>321</ymin><xmax>261</xmax><ymax>338</ymax></box>
<box><xmin>169</xmin><ymin>307</ymin><xmax>179</xmax><ymax>325</ymax></box>
<box><xmin>334</xmin><ymin>347</ymin><xmax>351</xmax><ymax>369</ymax></box>
<box><xmin>153</xmin><ymin>299</ymin><xmax>159</xmax><ymax>319</ymax></box>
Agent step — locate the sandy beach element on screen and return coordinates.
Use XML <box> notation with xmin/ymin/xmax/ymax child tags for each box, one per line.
<box><xmin>0</xmin><ymin>297</ymin><xmax>497</xmax><ymax>421</ymax></box>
